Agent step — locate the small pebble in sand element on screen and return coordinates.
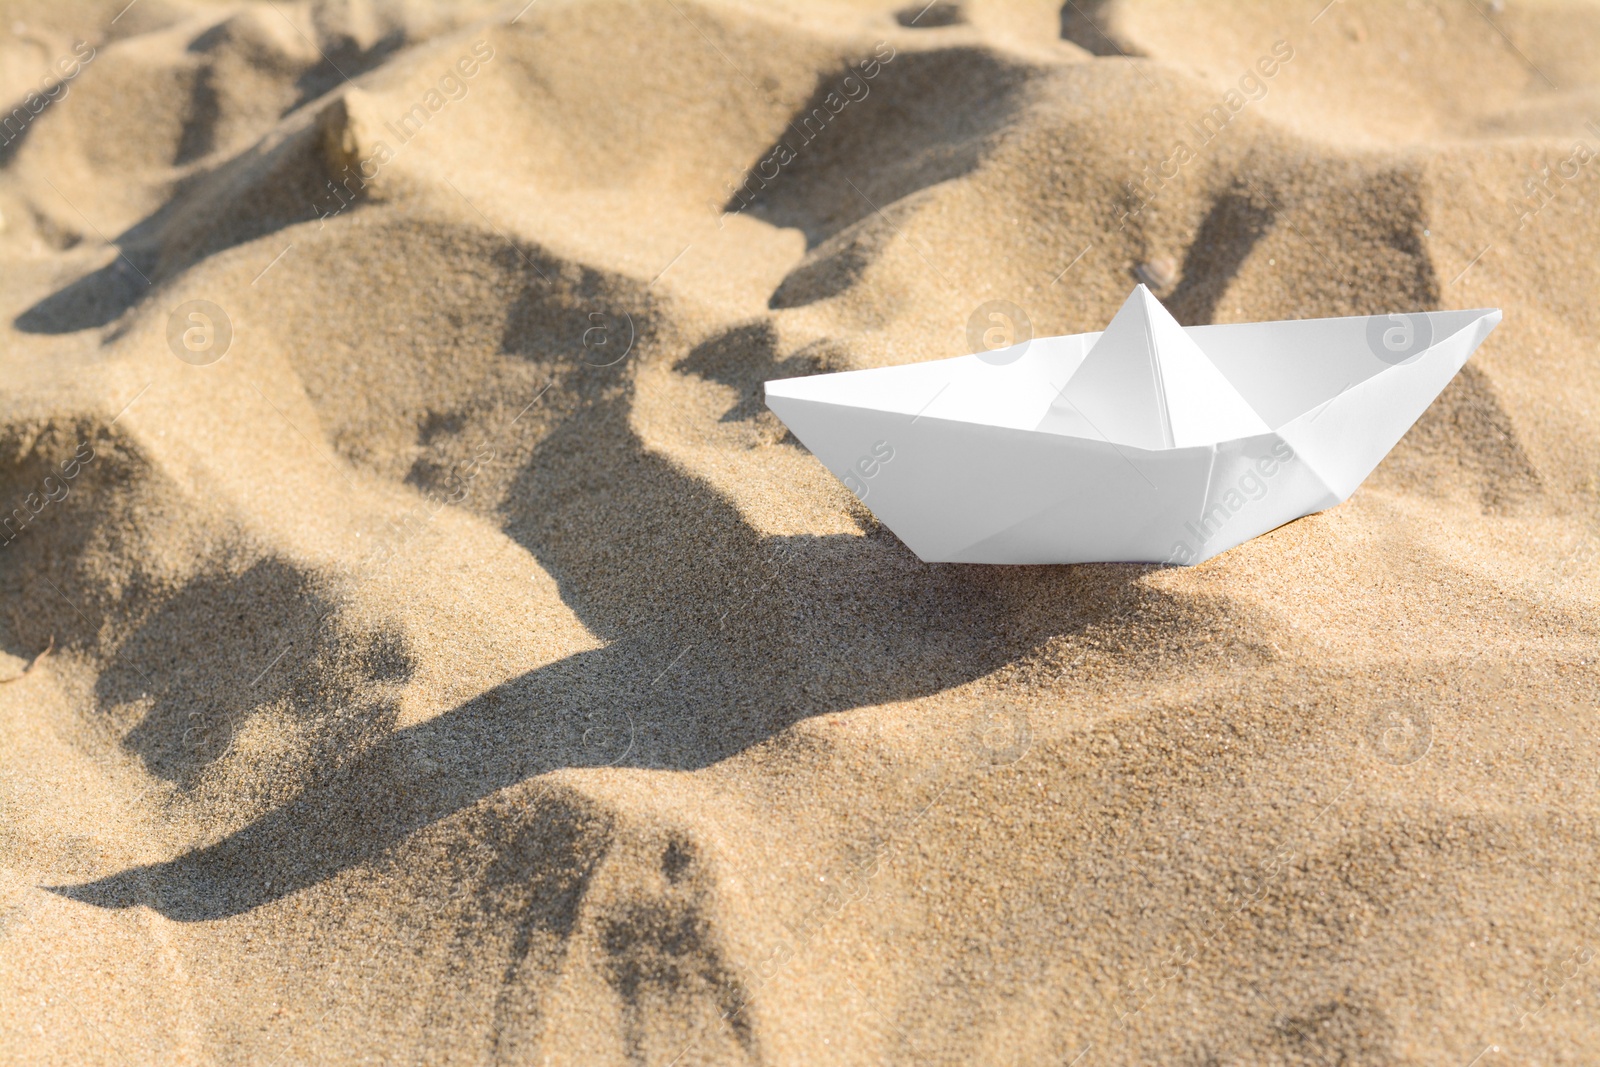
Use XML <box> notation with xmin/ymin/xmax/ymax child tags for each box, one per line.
<box><xmin>1134</xmin><ymin>256</ymin><xmax>1178</xmax><ymax>293</ymax></box>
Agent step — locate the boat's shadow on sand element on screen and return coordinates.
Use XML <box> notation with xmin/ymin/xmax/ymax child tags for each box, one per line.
<box><xmin>49</xmin><ymin>382</ymin><xmax>1200</xmax><ymax>922</ymax></box>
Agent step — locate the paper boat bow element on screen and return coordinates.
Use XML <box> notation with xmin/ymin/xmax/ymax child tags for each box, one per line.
<box><xmin>765</xmin><ymin>286</ymin><xmax>1501</xmax><ymax>565</ymax></box>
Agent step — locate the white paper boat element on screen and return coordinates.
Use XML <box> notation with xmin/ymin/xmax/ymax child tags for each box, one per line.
<box><xmin>765</xmin><ymin>286</ymin><xmax>1501</xmax><ymax>565</ymax></box>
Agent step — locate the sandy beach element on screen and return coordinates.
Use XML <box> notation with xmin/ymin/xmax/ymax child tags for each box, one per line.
<box><xmin>1</xmin><ymin>0</ymin><xmax>1598</xmax><ymax>1063</ymax></box>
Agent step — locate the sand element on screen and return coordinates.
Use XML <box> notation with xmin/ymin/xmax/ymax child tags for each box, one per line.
<box><xmin>0</xmin><ymin>0</ymin><xmax>1597</xmax><ymax>1062</ymax></box>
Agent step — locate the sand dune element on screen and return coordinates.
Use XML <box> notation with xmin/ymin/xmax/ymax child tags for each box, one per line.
<box><xmin>2</xmin><ymin>0</ymin><xmax>1598</xmax><ymax>1063</ymax></box>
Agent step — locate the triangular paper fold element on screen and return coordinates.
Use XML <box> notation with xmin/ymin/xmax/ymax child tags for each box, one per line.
<box><xmin>1039</xmin><ymin>285</ymin><xmax>1270</xmax><ymax>448</ymax></box>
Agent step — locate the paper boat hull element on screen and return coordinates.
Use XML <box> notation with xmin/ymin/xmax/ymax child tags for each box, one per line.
<box><xmin>765</xmin><ymin>307</ymin><xmax>1501</xmax><ymax>564</ymax></box>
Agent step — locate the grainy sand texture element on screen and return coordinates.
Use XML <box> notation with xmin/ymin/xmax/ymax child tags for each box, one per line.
<box><xmin>1</xmin><ymin>0</ymin><xmax>1598</xmax><ymax>1063</ymax></box>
